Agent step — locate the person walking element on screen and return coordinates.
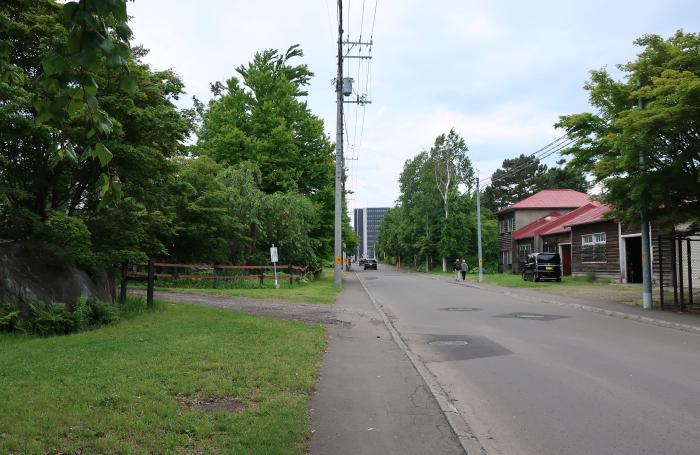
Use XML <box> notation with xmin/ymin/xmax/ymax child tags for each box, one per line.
<box><xmin>460</xmin><ymin>260</ymin><xmax>468</xmax><ymax>281</ymax></box>
<box><xmin>453</xmin><ymin>259</ymin><xmax>461</xmax><ymax>281</ymax></box>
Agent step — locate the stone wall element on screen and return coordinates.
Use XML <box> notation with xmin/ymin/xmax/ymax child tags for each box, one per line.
<box><xmin>0</xmin><ymin>243</ymin><xmax>115</xmax><ymax>308</ymax></box>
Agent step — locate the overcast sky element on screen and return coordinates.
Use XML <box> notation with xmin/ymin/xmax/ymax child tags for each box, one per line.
<box><xmin>128</xmin><ymin>0</ymin><xmax>699</xmax><ymax>212</ymax></box>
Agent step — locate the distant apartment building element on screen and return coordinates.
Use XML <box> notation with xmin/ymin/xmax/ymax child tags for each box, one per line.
<box><xmin>353</xmin><ymin>207</ymin><xmax>390</xmax><ymax>260</ymax></box>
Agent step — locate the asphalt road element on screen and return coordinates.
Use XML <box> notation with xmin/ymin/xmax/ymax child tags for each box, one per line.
<box><xmin>356</xmin><ymin>265</ymin><xmax>700</xmax><ymax>455</ymax></box>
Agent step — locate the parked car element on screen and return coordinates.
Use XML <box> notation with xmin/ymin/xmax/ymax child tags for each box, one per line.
<box><xmin>522</xmin><ymin>252</ymin><xmax>561</xmax><ymax>282</ymax></box>
<box><xmin>364</xmin><ymin>259</ymin><xmax>378</xmax><ymax>270</ymax></box>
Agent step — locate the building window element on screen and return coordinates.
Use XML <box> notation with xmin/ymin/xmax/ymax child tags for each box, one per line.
<box><xmin>582</xmin><ymin>232</ymin><xmax>606</xmax><ymax>246</ymax></box>
<box><xmin>581</xmin><ymin>232</ymin><xmax>607</xmax><ymax>263</ymax></box>
<box><xmin>500</xmin><ymin>250</ymin><xmax>512</xmax><ymax>265</ymax></box>
<box><xmin>519</xmin><ymin>244</ymin><xmax>530</xmax><ymax>253</ymax></box>
<box><xmin>500</xmin><ymin>217</ymin><xmax>515</xmax><ymax>233</ymax></box>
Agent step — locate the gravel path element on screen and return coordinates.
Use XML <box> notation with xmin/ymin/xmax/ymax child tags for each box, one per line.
<box><xmin>129</xmin><ymin>289</ymin><xmax>343</xmax><ymax>325</ymax></box>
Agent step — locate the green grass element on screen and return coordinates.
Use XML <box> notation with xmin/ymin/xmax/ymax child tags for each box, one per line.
<box><xmin>0</xmin><ymin>297</ymin><xmax>326</xmax><ymax>454</ymax></box>
<box><xmin>461</xmin><ymin>273</ymin><xmax>610</xmax><ymax>288</ymax></box>
<box><xmin>133</xmin><ymin>268</ymin><xmax>340</xmax><ymax>305</ymax></box>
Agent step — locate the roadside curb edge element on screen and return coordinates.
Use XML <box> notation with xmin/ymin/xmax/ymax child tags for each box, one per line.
<box><xmin>438</xmin><ymin>276</ymin><xmax>700</xmax><ymax>335</ymax></box>
<box><xmin>356</xmin><ymin>273</ymin><xmax>486</xmax><ymax>455</ymax></box>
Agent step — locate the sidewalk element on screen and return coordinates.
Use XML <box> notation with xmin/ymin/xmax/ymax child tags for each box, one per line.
<box><xmin>310</xmin><ymin>273</ymin><xmax>464</xmax><ymax>455</ymax></box>
<box><xmin>434</xmin><ymin>274</ymin><xmax>700</xmax><ymax>334</ymax></box>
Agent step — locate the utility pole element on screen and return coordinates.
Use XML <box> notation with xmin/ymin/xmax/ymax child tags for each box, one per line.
<box><xmin>476</xmin><ymin>177</ymin><xmax>484</xmax><ymax>283</ymax></box>
<box><xmin>425</xmin><ymin>213</ymin><xmax>429</xmax><ymax>272</ymax></box>
<box><xmin>333</xmin><ymin>0</ymin><xmax>373</xmax><ymax>287</ymax></box>
<box><xmin>639</xmin><ymin>91</ymin><xmax>653</xmax><ymax>309</ymax></box>
<box><xmin>333</xmin><ymin>0</ymin><xmax>344</xmax><ymax>288</ymax></box>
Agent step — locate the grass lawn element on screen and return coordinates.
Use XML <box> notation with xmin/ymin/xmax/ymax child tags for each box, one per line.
<box><xmin>462</xmin><ymin>272</ymin><xmax>609</xmax><ymax>289</ymax></box>
<box><xmin>131</xmin><ymin>268</ymin><xmax>340</xmax><ymax>305</ymax></box>
<box><xmin>0</xmin><ymin>297</ymin><xmax>326</xmax><ymax>454</ymax></box>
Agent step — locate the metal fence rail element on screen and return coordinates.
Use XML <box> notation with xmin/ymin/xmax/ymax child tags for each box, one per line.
<box><xmin>658</xmin><ymin>236</ymin><xmax>699</xmax><ymax>312</ymax></box>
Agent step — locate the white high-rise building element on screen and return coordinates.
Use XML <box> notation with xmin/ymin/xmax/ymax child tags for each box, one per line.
<box><xmin>353</xmin><ymin>207</ymin><xmax>390</xmax><ymax>260</ymax></box>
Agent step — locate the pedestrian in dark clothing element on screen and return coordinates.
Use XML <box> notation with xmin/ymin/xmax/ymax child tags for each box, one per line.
<box><xmin>460</xmin><ymin>260</ymin><xmax>468</xmax><ymax>281</ymax></box>
<box><xmin>453</xmin><ymin>259</ymin><xmax>461</xmax><ymax>281</ymax></box>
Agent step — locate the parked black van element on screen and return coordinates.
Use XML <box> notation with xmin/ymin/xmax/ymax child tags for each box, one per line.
<box><xmin>522</xmin><ymin>252</ymin><xmax>562</xmax><ymax>282</ymax></box>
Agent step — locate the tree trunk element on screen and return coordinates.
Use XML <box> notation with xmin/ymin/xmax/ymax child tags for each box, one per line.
<box><xmin>442</xmin><ymin>256</ymin><xmax>447</xmax><ymax>272</ymax></box>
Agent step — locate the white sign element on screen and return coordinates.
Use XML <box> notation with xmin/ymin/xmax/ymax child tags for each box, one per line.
<box><xmin>270</xmin><ymin>245</ymin><xmax>278</xmax><ymax>263</ymax></box>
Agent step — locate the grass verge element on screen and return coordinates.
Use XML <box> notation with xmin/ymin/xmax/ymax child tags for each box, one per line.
<box><xmin>462</xmin><ymin>273</ymin><xmax>609</xmax><ymax>289</ymax></box>
<box><xmin>0</xmin><ymin>297</ymin><xmax>326</xmax><ymax>454</ymax></box>
<box><xmin>132</xmin><ymin>268</ymin><xmax>340</xmax><ymax>304</ymax></box>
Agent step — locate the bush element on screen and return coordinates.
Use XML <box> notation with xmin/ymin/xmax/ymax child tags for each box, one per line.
<box><xmin>0</xmin><ymin>305</ymin><xmax>21</xmax><ymax>332</ymax></box>
<box><xmin>37</xmin><ymin>211</ymin><xmax>94</xmax><ymax>267</ymax></box>
<box><xmin>22</xmin><ymin>302</ymin><xmax>76</xmax><ymax>336</ymax></box>
<box><xmin>585</xmin><ymin>271</ymin><xmax>597</xmax><ymax>282</ymax></box>
<box><xmin>0</xmin><ymin>297</ymin><xmax>120</xmax><ymax>336</ymax></box>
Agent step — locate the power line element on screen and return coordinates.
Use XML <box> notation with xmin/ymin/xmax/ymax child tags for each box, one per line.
<box><xmin>480</xmin><ymin>133</ymin><xmax>575</xmax><ymax>185</ymax></box>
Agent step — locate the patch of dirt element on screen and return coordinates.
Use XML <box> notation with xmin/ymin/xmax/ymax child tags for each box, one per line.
<box><xmin>178</xmin><ymin>396</ymin><xmax>246</xmax><ymax>414</ymax></box>
<box><xmin>129</xmin><ymin>289</ymin><xmax>345</xmax><ymax>325</ymax></box>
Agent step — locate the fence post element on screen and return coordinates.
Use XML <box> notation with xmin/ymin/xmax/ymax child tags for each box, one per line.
<box><xmin>147</xmin><ymin>259</ymin><xmax>155</xmax><ymax>308</ymax></box>
<box><xmin>687</xmin><ymin>238</ymin><xmax>693</xmax><ymax>308</ymax></box>
<box><xmin>259</xmin><ymin>273</ymin><xmax>264</xmax><ymax>286</ymax></box>
<box><xmin>120</xmin><ymin>261</ymin><xmax>128</xmax><ymax>303</ymax></box>
<box><xmin>671</xmin><ymin>238</ymin><xmax>678</xmax><ymax>306</ymax></box>
<box><xmin>658</xmin><ymin>237</ymin><xmax>664</xmax><ymax>309</ymax></box>
<box><xmin>678</xmin><ymin>238</ymin><xmax>685</xmax><ymax>312</ymax></box>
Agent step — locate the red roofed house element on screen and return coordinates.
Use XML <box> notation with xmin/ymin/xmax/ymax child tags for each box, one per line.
<box><xmin>497</xmin><ymin>189</ymin><xmax>592</xmax><ymax>273</ymax></box>
<box><xmin>510</xmin><ymin>203</ymin><xmax>601</xmax><ymax>276</ymax></box>
<box><xmin>500</xmin><ymin>190</ymin><xmax>677</xmax><ymax>282</ymax></box>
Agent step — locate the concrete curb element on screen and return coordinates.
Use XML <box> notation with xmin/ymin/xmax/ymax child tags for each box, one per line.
<box><xmin>439</xmin><ymin>277</ymin><xmax>700</xmax><ymax>335</ymax></box>
<box><xmin>356</xmin><ymin>273</ymin><xmax>486</xmax><ymax>455</ymax></box>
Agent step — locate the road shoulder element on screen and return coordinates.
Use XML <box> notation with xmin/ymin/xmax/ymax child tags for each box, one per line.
<box><xmin>430</xmin><ymin>274</ymin><xmax>700</xmax><ymax>334</ymax></box>
<box><xmin>310</xmin><ymin>273</ymin><xmax>465</xmax><ymax>455</ymax></box>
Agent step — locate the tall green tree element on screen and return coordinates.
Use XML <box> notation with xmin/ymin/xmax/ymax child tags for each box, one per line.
<box><xmin>428</xmin><ymin>129</ymin><xmax>475</xmax><ymax>270</ymax></box>
<box><xmin>557</xmin><ymin>31</ymin><xmax>700</xmax><ymax>231</ymax></box>
<box><xmin>481</xmin><ymin>154</ymin><xmax>548</xmax><ymax>212</ymax></box>
<box><xmin>380</xmin><ymin>134</ymin><xmax>497</xmax><ymax>272</ymax></box>
<box><xmin>481</xmin><ymin>154</ymin><xmax>588</xmax><ymax>212</ymax></box>
<box><xmin>196</xmin><ymin>44</ymin><xmax>336</xmax><ymax>258</ymax></box>
<box><xmin>0</xmin><ymin>0</ymin><xmax>191</xmax><ymax>268</ymax></box>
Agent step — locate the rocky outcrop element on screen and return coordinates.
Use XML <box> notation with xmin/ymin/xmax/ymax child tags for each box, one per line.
<box><xmin>0</xmin><ymin>243</ymin><xmax>115</xmax><ymax>308</ymax></box>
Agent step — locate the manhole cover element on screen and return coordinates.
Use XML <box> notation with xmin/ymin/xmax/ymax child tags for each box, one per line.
<box><xmin>429</xmin><ymin>340</ymin><xmax>469</xmax><ymax>346</ymax></box>
<box><xmin>443</xmin><ymin>307</ymin><xmax>481</xmax><ymax>312</ymax></box>
<box><xmin>494</xmin><ymin>312</ymin><xmax>568</xmax><ymax>321</ymax></box>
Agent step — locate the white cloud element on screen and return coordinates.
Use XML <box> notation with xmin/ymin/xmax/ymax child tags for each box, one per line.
<box><xmin>125</xmin><ymin>0</ymin><xmax>700</xmax><ymax>214</ymax></box>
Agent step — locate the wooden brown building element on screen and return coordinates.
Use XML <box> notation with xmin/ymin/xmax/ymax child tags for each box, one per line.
<box><xmin>497</xmin><ymin>190</ymin><xmax>592</xmax><ymax>273</ymax></box>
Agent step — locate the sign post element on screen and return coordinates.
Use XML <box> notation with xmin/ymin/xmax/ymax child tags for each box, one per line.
<box><xmin>270</xmin><ymin>244</ymin><xmax>279</xmax><ymax>289</ymax></box>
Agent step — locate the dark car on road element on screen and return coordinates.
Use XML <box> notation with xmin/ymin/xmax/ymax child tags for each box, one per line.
<box><xmin>522</xmin><ymin>252</ymin><xmax>561</xmax><ymax>282</ymax></box>
<box><xmin>364</xmin><ymin>259</ymin><xmax>378</xmax><ymax>270</ymax></box>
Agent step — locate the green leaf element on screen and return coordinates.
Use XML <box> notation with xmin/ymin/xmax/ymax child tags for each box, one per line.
<box><xmin>77</xmin><ymin>49</ymin><xmax>99</xmax><ymax>68</ymax></box>
<box><xmin>99</xmin><ymin>36</ymin><xmax>114</xmax><ymax>53</ymax></box>
<box><xmin>96</xmin><ymin>173</ymin><xmax>110</xmax><ymax>196</ymax></box>
<box><xmin>66</xmin><ymin>99</ymin><xmax>85</xmax><ymax>117</ymax></box>
<box><xmin>116</xmin><ymin>22</ymin><xmax>132</xmax><ymax>40</ymax></box>
<box><xmin>63</xmin><ymin>143</ymin><xmax>78</xmax><ymax>163</ymax></box>
<box><xmin>119</xmin><ymin>73</ymin><xmax>137</xmax><ymax>94</ymax></box>
<box><xmin>85</xmin><ymin>94</ymin><xmax>99</xmax><ymax>111</ymax></box>
<box><xmin>42</xmin><ymin>55</ymin><xmax>67</xmax><ymax>76</ymax></box>
<box><xmin>62</xmin><ymin>2</ymin><xmax>80</xmax><ymax>20</ymax></box>
<box><xmin>96</xmin><ymin>117</ymin><xmax>113</xmax><ymax>135</ymax></box>
<box><xmin>36</xmin><ymin>110</ymin><xmax>52</xmax><ymax>124</ymax></box>
<box><xmin>92</xmin><ymin>143</ymin><xmax>113</xmax><ymax>167</ymax></box>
